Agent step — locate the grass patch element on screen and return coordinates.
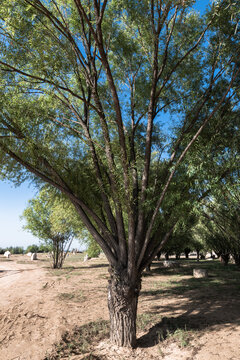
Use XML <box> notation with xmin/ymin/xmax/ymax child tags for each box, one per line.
<box><xmin>44</xmin><ymin>320</ymin><xmax>109</xmax><ymax>360</ymax></box>
<box><xmin>98</xmin><ymin>273</ymin><xmax>108</xmax><ymax>280</ymax></box>
<box><xmin>64</xmin><ymin>253</ymin><xmax>85</xmax><ymax>263</ymax></box>
<box><xmin>58</xmin><ymin>290</ymin><xmax>86</xmax><ymax>302</ymax></box>
<box><xmin>155</xmin><ymin>317</ymin><xmax>193</xmax><ymax>347</ymax></box>
<box><xmin>49</xmin><ymin>266</ymin><xmax>76</xmax><ymax>277</ymax></box>
<box><xmin>0</xmin><ymin>258</ymin><xmax>13</xmax><ymax>262</ymax></box>
<box><xmin>137</xmin><ymin>313</ymin><xmax>161</xmax><ymax>331</ymax></box>
<box><xmin>168</xmin><ymin>327</ymin><xmax>191</xmax><ymax>348</ymax></box>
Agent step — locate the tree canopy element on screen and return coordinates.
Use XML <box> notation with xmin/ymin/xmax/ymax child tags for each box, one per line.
<box><xmin>22</xmin><ymin>187</ymin><xmax>82</xmax><ymax>267</ymax></box>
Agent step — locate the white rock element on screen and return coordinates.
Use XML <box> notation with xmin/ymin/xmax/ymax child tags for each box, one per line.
<box><xmin>193</xmin><ymin>268</ymin><xmax>208</xmax><ymax>278</ymax></box>
<box><xmin>83</xmin><ymin>254</ymin><xmax>89</xmax><ymax>262</ymax></box>
<box><xmin>163</xmin><ymin>260</ymin><xmax>180</xmax><ymax>268</ymax></box>
<box><xmin>4</xmin><ymin>251</ymin><xmax>11</xmax><ymax>258</ymax></box>
<box><xmin>26</xmin><ymin>252</ymin><xmax>32</xmax><ymax>257</ymax></box>
<box><xmin>31</xmin><ymin>252</ymin><xmax>37</xmax><ymax>260</ymax></box>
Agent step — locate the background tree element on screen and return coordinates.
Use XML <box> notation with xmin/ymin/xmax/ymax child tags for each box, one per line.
<box><xmin>199</xmin><ymin>189</ymin><xmax>240</xmax><ymax>266</ymax></box>
<box><xmin>0</xmin><ymin>246</ymin><xmax>24</xmax><ymax>255</ymax></box>
<box><xmin>0</xmin><ymin>0</ymin><xmax>240</xmax><ymax>347</ymax></box>
<box><xmin>161</xmin><ymin>213</ymin><xmax>197</xmax><ymax>259</ymax></box>
<box><xmin>86</xmin><ymin>237</ymin><xmax>102</xmax><ymax>258</ymax></box>
<box><xmin>22</xmin><ymin>188</ymin><xmax>81</xmax><ymax>268</ymax></box>
<box><xmin>188</xmin><ymin>102</ymin><xmax>240</xmax><ymax>266</ymax></box>
<box><xmin>25</xmin><ymin>244</ymin><xmax>40</xmax><ymax>254</ymax></box>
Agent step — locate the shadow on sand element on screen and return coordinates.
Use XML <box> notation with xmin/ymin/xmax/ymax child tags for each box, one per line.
<box><xmin>138</xmin><ymin>260</ymin><xmax>240</xmax><ymax>348</ymax></box>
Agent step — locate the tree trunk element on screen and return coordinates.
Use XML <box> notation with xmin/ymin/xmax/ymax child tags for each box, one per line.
<box><xmin>184</xmin><ymin>248</ymin><xmax>191</xmax><ymax>259</ymax></box>
<box><xmin>107</xmin><ymin>268</ymin><xmax>141</xmax><ymax>347</ymax></box>
<box><xmin>196</xmin><ymin>250</ymin><xmax>200</xmax><ymax>261</ymax></box>
<box><xmin>175</xmin><ymin>253</ymin><xmax>180</xmax><ymax>260</ymax></box>
<box><xmin>232</xmin><ymin>253</ymin><xmax>240</xmax><ymax>267</ymax></box>
<box><xmin>220</xmin><ymin>253</ymin><xmax>230</xmax><ymax>266</ymax></box>
<box><xmin>146</xmin><ymin>263</ymin><xmax>151</xmax><ymax>272</ymax></box>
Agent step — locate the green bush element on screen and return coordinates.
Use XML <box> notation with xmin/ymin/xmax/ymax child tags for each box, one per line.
<box><xmin>39</xmin><ymin>244</ymin><xmax>52</xmax><ymax>253</ymax></box>
<box><xmin>25</xmin><ymin>244</ymin><xmax>39</xmax><ymax>253</ymax></box>
<box><xmin>87</xmin><ymin>240</ymin><xmax>101</xmax><ymax>258</ymax></box>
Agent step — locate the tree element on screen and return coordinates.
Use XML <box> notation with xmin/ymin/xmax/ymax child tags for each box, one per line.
<box><xmin>22</xmin><ymin>188</ymin><xmax>81</xmax><ymax>268</ymax></box>
<box><xmin>0</xmin><ymin>0</ymin><xmax>239</xmax><ymax>347</ymax></box>
<box><xmin>25</xmin><ymin>244</ymin><xmax>40</xmax><ymax>253</ymax></box>
<box><xmin>161</xmin><ymin>213</ymin><xmax>197</xmax><ymax>259</ymax></box>
<box><xmin>200</xmin><ymin>190</ymin><xmax>240</xmax><ymax>266</ymax></box>
<box><xmin>191</xmin><ymin>223</ymin><xmax>208</xmax><ymax>260</ymax></box>
<box><xmin>189</xmin><ymin>110</ymin><xmax>240</xmax><ymax>265</ymax></box>
<box><xmin>86</xmin><ymin>237</ymin><xmax>102</xmax><ymax>258</ymax></box>
<box><xmin>0</xmin><ymin>246</ymin><xmax>24</xmax><ymax>254</ymax></box>
<box><xmin>82</xmin><ymin>230</ymin><xmax>102</xmax><ymax>258</ymax></box>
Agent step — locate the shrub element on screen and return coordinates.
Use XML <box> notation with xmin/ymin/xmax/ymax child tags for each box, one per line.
<box><xmin>25</xmin><ymin>244</ymin><xmax>39</xmax><ymax>253</ymax></box>
<box><xmin>39</xmin><ymin>244</ymin><xmax>52</xmax><ymax>253</ymax></box>
<box><xmin>87</xmin><ymin>240</ymin><xmax>101</xmax><ymax>258</ymax></box>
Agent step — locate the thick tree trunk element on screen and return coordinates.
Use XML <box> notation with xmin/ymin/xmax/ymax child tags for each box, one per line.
<box><xmin>107</xmin><ymin>268</ymin><xmax>141</xmax><ymax>347</ymax></box>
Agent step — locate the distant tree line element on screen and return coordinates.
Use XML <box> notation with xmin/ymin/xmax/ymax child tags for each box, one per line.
<box><xmin>0</xmin><ymin>246</ymin><xmax>24</xmax><ymax>255</ymax></box>
<box><xmin>0</xmin><ymin>244</ymin><xmax>52</xmax><ymax>255</ymax></box>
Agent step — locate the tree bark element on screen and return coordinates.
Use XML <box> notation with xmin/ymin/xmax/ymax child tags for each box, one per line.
<box><xmin>107</xmin><ymin>268</ymin><xmax>141</xmax><ymax>347</ymax></box>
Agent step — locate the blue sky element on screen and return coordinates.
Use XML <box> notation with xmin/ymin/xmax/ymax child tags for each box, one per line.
<box><xmin>0</xmin><ymin>181</ymin><xmax>84</xmax><ymax>250</ymax></box>
<box><xmin>0</xmin><ymin>181</ymin><xmax>38</xmax><ymax>249</ymax></box>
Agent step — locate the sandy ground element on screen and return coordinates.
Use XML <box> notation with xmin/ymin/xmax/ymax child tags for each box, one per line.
<box><xmin>0</xmin><ymin>254</ymin><xmax>240</xmax><ymax>360</ymax></box>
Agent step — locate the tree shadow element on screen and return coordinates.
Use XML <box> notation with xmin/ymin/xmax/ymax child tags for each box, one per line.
<box><xmin>62</xmin><ymin>263</ymin><xmax>109</xmax><ymax>270</ymax></box>
<box><xmin>138</xmin><ymin>263</ymin><xmax>240</xmax><ymax>348</ymax></box>
<box><xmin>87</xmin><ymin>263</ymin><xmax>109</xmax><ymax>269</ymax></box>
<box><xmin>144</xmin><ymin>259</ymin><xmax>240</xmax><ymax>279</ymax></box>
<box><xmin>0</xmin><ymin>258</ymin><xmax>13</xmax><ymax>262</ymax></box>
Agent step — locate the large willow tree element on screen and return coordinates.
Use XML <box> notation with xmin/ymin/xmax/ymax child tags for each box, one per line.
<box><xmin>0</xmin><ymin>0</ymin><xmax>239</xmax><ymax>347</ymax></box>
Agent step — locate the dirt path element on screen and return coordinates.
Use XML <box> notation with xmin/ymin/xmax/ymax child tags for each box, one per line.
<box><xmin>0</xmin><ymin>255</ymin><xmax>109</xmax><ymax>360</ymax></box>
<box><xmin>0</xmin><ymin>258</ymin><xmax>63</xmax><ymax>359</ymax></box>
<box><xmin>0</xmin><ymin>255</ymin><xmax>240</xmax><ymax>360</ymax></box>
